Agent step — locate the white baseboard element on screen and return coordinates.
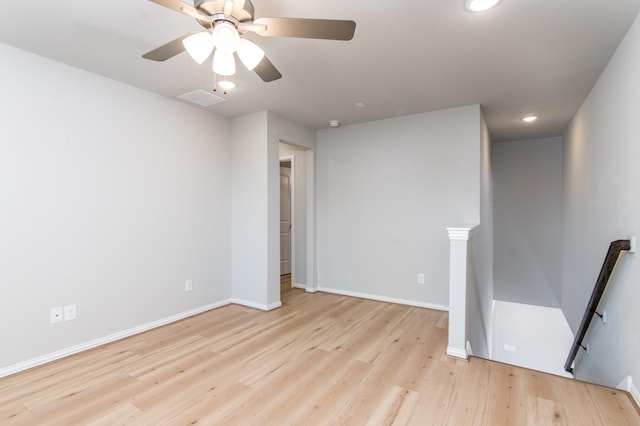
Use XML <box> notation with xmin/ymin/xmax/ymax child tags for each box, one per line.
<box><xmin>632</xmin><ymin>381</ymin><xmax>640</xmax><ymax>408</ymax></box>
<box><xmin>316</xmin><ymin>286</ymin><xmax>449</xmax><ymax>311</ymax></box>
<box><xmin>465</xmin><ymin>340</ymin><xmax>474</xmax><ymax>357</ymax></box>
<box><xmin>267</xmin><ymin>301</ymin><xmax>283</xmax><ymax>310</ymax></box>
<box><xmin>293</xmin><ymin>283</ymin><xmax>306</xmax><ymax>290</ymax></box>
<box><xmin>305</xmin><ymin>287</ymin><xmax>318</xmax><ymax>293</ymax></box>
<box><xmin>617</xmin><ymin>376</ymin><xmax>640</xmax><ymax>407</ymax></box>
<box><xmin>446</xmin><ymin>346</ymin><xmax>468</xmax><ymax>359</ymax></box>
<box><xmin>230</xmin><ymin>298</ymin><xmax>282</xmax><ymax>311</ymax></box>
<box><xmin>0</xmin><ymin>300</ymin><xmax>231</xmax><ymax>379</ymax></box>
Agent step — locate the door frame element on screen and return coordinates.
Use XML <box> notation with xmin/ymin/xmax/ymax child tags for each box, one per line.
<box><xmin>280</xmin><ymin>155</ymin><xmax>295</xmax><ymax>287</ymax></box>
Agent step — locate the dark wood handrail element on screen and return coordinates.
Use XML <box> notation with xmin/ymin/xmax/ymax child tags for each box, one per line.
<box><xmin>564</xmin><ymin>239</ymin><xmax>631</xmax><ymax>374</ymax></box>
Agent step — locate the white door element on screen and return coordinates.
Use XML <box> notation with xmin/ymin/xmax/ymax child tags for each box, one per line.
<box><xmin>280</xmin><ymin>165</ymin><xmax>292</xmax><ymax>275</ymax></box>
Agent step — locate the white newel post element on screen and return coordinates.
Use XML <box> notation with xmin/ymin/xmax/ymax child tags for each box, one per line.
<box><xmin>446</xmin><ymin>225</ymin><xmax>478</xmax><ymax>359</ymax></box>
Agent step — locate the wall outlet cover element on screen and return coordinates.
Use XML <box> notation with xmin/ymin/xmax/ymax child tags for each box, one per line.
<box><xmin>185</xmin><ymin>279</ymin><xmax>193</xmax><ymax>292</ymax></box>
<box><xmin>504</xmin><ymin>344</ymin><xmax>517</xmax><ymax>352</ymax></box>
<box><xmin>50</xmin><ymin>307</ymin><xmax>63</xmax><ymax>324</ymax></box>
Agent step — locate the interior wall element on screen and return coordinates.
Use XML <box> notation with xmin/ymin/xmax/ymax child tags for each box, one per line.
<box><xmin>267</xmin><ymin>112</ymin><xmax>316</xmax><ymax>304</ymax></box>
<box><xmin>0</xmin><ymin>43</ymin><xmax>231</xmax><ymax>370</ymax></box>
<box><xmin>316</xmin><ymin>105</ymin><xmax>481</xmax><ymax>308</ymax></box>
<box><xmin>493</xmin><ymin>137</ymin><xmax>563</xmax><ymax>307</ymax></box>
<box><xmin>279</xmin><ymin>143</ymin><xmax>308</xmax><ymax>288</ymax></box>
<box><xmin>492</xmin><ymin>301</ymin><xmax>573</xmax><ymax>377</ymax></box>
<box><xmin>230</xmin><ymin>112</ymin><xmax>270</xmax><ymax>309</ymax></box>
<box><xmin>472</xmin><ymin>112</ymin><xmax>494</xmax><ymax>358</ymax></box>
<box><xmin>562</xmin><ymin>14</ymin><xmax>640</xmax><ymax>387</ymax></box>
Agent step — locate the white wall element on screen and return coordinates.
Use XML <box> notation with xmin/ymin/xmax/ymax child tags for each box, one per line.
<box><xmin>0</xmin><ymin>43</ymin><xmax>231</xmax><ymax>370</ymax></box>
<box><xmin>316</xmin><ymin>105</ymin><xmax>482</xmax><ymax>308</ymax></box>
<box><xmin>492</xmin><ymin>301</ymin><xmax>573</xmax><ymax>378</ymax></box>
<box><xmin>562</xmin><ymin>14</ymin><xmax>640</xmax><ymax>387</ymax></box>
<box><xmin>493</xmin><ymin>137</ymin><xmax>563</xmax><ymax>307</ymax></box>
<box><xmin>279</xmin><ymin>143</ymin><xmax>308</xmax><ymax>288</ymax></box>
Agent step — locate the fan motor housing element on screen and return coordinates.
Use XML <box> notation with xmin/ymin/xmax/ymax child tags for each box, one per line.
<box><xmin>194</xmin><ymin>0</ymin><xmax>255</xmax><ymax>21</ymax></box>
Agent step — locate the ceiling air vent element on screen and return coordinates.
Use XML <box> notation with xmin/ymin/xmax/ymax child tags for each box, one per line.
<box><xmin>178</xmin><ymin>89</ymin><xmax>225</xmax><ymax>106</ymax></box>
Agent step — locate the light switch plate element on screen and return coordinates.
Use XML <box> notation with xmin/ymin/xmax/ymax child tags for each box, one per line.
<box><xmin>64</xmin><ymin>304</ymin><xmax>77</xmax><ymax>321</ymax></box>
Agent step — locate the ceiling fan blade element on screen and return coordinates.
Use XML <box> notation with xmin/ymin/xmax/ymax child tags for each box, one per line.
<box><xmin>142</xmin><ymin>32</ymin><xmax>197</xmax><ymax>61</ymax></box>
<box><xmin>253</xmin><ymin>56</ymin><xmax>282</xmax><ymax>82</ymax></box>
<box><xmin>253</xmin><ymin>18</ymin><xmax>356</xmax><ymax>40</ymax></box>
<box><xmin>147</xmin><ymin>0</ymin><xmax>212</xmax><ymax>22</ymax></box>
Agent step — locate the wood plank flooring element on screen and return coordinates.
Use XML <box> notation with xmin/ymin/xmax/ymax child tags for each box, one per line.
<box><xmin>1</xmin><ymin>275</ymin><xmax>638</xmax><ymax>425</ymax></box>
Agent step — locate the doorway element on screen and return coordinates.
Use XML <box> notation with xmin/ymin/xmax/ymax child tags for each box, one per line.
<box><xmin>277</xmin><ymin>141</ymin><xmax>315</xmax><ymax>297</ymax></box>
<box><xmin>280</xmin><ymin>159</ymin><xmax>293</xmax><ymax>279</ymax></box>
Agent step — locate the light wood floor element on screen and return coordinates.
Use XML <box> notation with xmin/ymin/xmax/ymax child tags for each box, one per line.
<box><xmin>1</xmin><ymin>275</ymin><xmax>638</xmax><ymax>425</ymax></box>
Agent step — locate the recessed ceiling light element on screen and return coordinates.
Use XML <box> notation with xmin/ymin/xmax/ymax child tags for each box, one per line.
<box><xmin>521</xmin><ymin>115</ymin><xmax>538</xmax><ymax>123</ymax></box>
<box><xmin>465</xmin><ymin>0</ymin><xmax>502</xmax><ymax>12</ymax></box>
<box><xmin>355</xmin><ymin>102</ymin><xmax>365</xmax><ymax>108</ymax></box>
<box><xmin>329</xmin><ymin>120</ymin><xmax>340</xmax><ymax>127</ymax></box>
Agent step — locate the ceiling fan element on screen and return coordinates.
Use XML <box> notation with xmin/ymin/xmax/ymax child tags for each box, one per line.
<box><xmin>142</xmin><ymin>0</ymin><xmax>356</xmax><ymax>84</ymax></box>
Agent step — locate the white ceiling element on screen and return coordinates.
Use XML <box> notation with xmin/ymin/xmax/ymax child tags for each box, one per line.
<box><xmin>1</xmin><ymin>0</ymin><xmax>639</xmax><ymax>141</ymax></box>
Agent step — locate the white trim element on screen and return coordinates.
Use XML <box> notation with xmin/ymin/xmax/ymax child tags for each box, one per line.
<box><xmin>0</xmin><ymin>300</ymin><xmax>231</xmax><ymax>379</ymax></box>
<box><xmin>280</xmin><ymin>155</ymin><xmax>295</xmax><ymax>280</ymax></box>
<box><xmin>305</xmin><ymin>287</ymin><xmax>318</xmax><ymax>293</ymax></box>
<box><xmin>317</xmin><ymin>286</ymin><xmax>449</xmax><ymax>311</ymax></box>
<box><xmin>293</xmin><ymin>283</ymin><xmax>306</xmax><ymax>290</ymax></box>
<box><xmin>617</xmin><ymin>375</ymin><xmax>631</xmax><ymax>391</ymax></box>
<box><xmin>446</xmin><ymin>346</ymin><xmax>469</xmax><ymax>359</ymax></box>
<box><xmin>306</xmin><ymin>150</ymin><xmax>317</xmax><ymax>292</ymax></box>
<box><xmin>446</xmin><ymin>224</ymin><xmax>480</xmax><ymax>241</ymax></box>
<box><xmin>617</xmin><ymin>376</ymin><xmax>640</xmax><ymax>407</ymax></box>
<box><xmin>632</xmin><ymin>380</ymin><xmax>640</xmax><ymax>408</ymax></box>
<box><xmin>230</xmin><ymin>298</ymin><xmax>282</xmax><ymax>311</ymax></box>
<box><xmin>266</xmin><ymin>301</ymin><xmax>283</xmax><ymax>310</ymax></box>
<box><xmin>465</xmin><ymin>340</ymin><xmax>474</xmax><ymax>357</ymax></box>
<box><xmin>488</xmin><ymin>299</ymin><xmax>496</xmax><ymax>359</ymax></box>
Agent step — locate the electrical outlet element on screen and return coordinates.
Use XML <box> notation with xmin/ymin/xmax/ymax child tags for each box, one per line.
<box><xmin>64</xmin><ymin>304</ymin><xmax>77</xmax><ymax>321</ymax></box>
<box><xmin>185</xmin><ymin>279</ymin><xmax>193</xmax><ymax>292</ymax></box>
<box><xmin>504</xmin><ymin>344</ymin><xmax>517</xmax><ymax>352</ymax></box>
<box><xmin>50</xmin><ymin>307</ymin><xmax>63</xmax><ymax>324</ymax></box>
<box><xmin>417</xmin><ymin>273</ymin><xmax>425</xmax><ymax>284</ymax></box>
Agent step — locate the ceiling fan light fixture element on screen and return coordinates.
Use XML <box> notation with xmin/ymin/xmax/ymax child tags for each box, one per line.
<box><xmin>217</xmin><ymin>80</ymin><xmax>237</xmax><ymax>91</ymax></box>
<box><xmin>213</xmin><ymin>50</ymin><xmax>236</xmax><ymax>76</ymax></box>
<box><xmin>212</xmin><ymin>21</ymin><xmax>240</xmax><ymax>53</ymax></box>
<box><xmin>182</xmin><ymin>32</ymin><xmax>215</xmax><ymax>64</ymax></box>
<box><xmin>237</xmin><ymin>39</ymin><xmax>265</xmax><ymax>70</ymax></box>
<box><xmin>465</xmin><ymin>0</ymin><xmax>502</xmax><ymax>12</ymax></box>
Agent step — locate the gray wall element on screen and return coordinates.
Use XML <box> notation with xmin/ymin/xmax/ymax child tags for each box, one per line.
<box><xmin>316</xmin><ymin>105</ymin><xmax>482</xmax><ymax>308</ymax></box>
<box><xmin>470</xmin><ymin>112</ymin><xmax>494</xmax><ymax>358</ymax></box>
<box><xmin>562</xmin><ymin>14</ymin><xmax>640</xmax><ymax>387</ymax></box>
<box><xmin>493</xmin><ymin>137</ymin><xmax>563</xmax><ymax>307</ymax></box>
<box><xmin>267</xmin><ymin>113</ymin><xmax>317</xmax><ymax>302</ymax></box>
<box><xmin>0</xmin><ymin>43</ymin><xmax>232</xmax><ymax>369</ymax></box>
<box><xmin>230</xmin><ymin>112</ymin><xmax>270</xmax><ymax>308</ymax></box>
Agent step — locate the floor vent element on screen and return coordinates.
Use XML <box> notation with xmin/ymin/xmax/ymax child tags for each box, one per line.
<box><xmin>178</xmin><ymin>89</ymin><xmax>225</xmax><ymax>106</ymax></box>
